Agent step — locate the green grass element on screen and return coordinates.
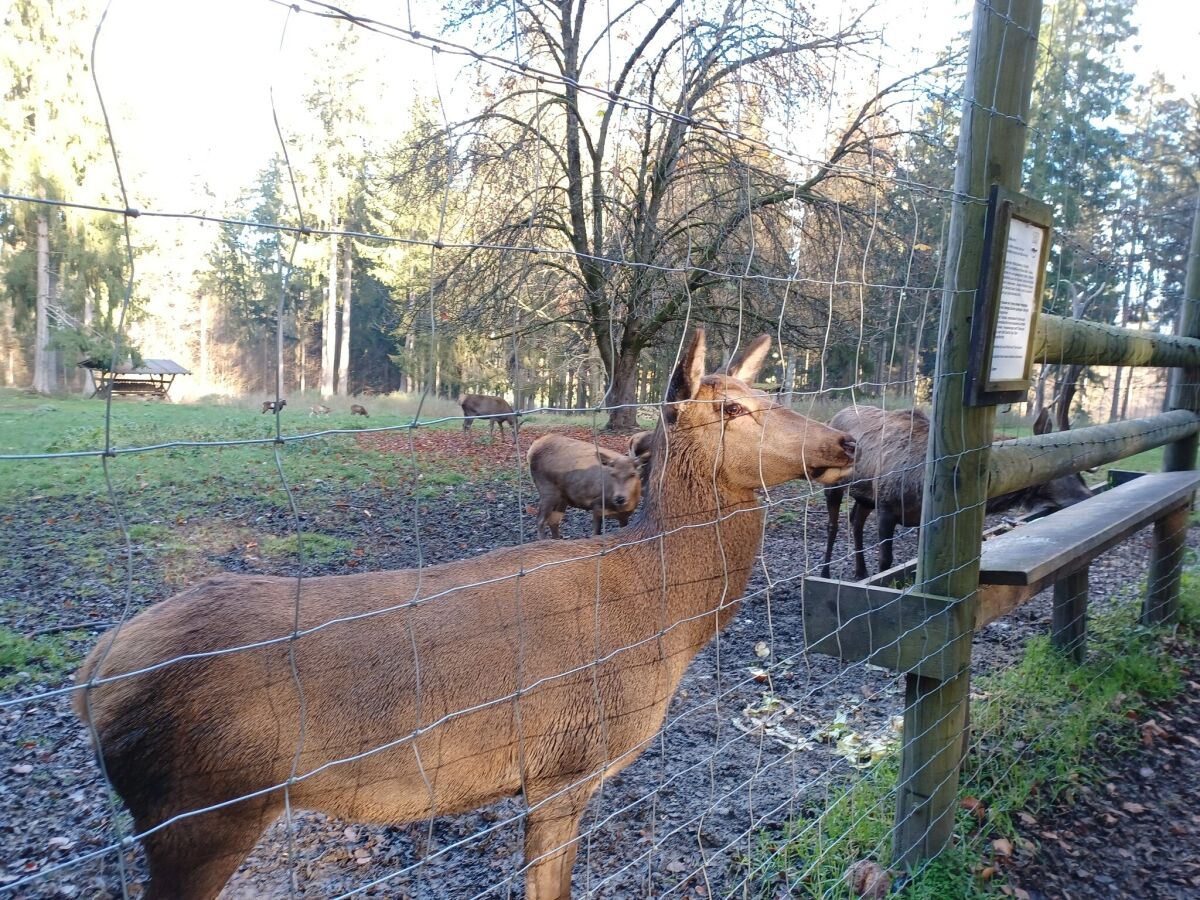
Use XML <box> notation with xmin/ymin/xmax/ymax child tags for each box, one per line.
<box><xmin>0</xmin><ymin>626</ymin><xmax>88</xmax><ymax>691</ymax></box>
<box><xmin>261</xmin><ymin>532</ymin><xmax>354</xmax><ymax>564</ymax></box>
<box><xmin>743</xmin><ymin>574</ymin><xmax>1200</xmax><ymax>898</ymax></box>
<box><xmin>0</xmin><ymin>388</ymin><xmax>482</xmax><ymax>502</ymax></box>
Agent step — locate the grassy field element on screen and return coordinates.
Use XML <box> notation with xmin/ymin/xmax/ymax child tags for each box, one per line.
<box><xmin>0</xmin><ymin>388</ymin><xmax>617</xmax><ymax>504</ymax></box>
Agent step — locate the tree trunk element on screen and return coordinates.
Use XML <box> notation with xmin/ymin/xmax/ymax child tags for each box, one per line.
<box><xmin>298</xmin><ymin>332</ymin><xmax>306</xmax><ymax>394</ymax></box>
<box><xmin>321</xmin><ymin>226</ymin><xmax>338</xmax><ymax>397</ymax></box>
<box><xmin>337</xmin><ymin>235</ymin><xmax>352</xmax><ymax>395</ymax></box>
<box><xmin>1055</xmin><ymin>363</ymin><xmax>1083</xmax><ymax>431</ymax></box>
<box><xmin>199</xmin><ymin>292</ymin><xmax>210</xmax><ymax>388</ymax></box>
<box><xmin>81</xmin><ymin>288</ymin><xmax>95</xmax><ymax>396</ymax></box>
<box><xmin>1109</xmin><ymin>367</ymin><xmax>1123</xmax><ymax>422</ymax></box>
<box><xmin>1</xmin><ymin>300</ymin><xmax>16</xmax><ymax>386</ymax></box>
<box><xmin>1030</xmin><ymin>364</ymin><xmax>1052</xmax><ymax>424</ymax></box>
<box><xmin>33</xmin><ymin>212</ymin><xmax>53</xmax><ymax>393</ymax></box>
<box><xmin>604</xmin><ymin>347</ymin><xmax>640</xmax><ymax>431</ymax></box>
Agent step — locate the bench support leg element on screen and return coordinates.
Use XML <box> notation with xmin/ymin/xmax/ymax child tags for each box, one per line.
<box><xmin>1052</xmin><ymin>567</ymin><xmax>1088</xmax><ymax>664</ymax></box>
<box><xmin>1144</xmin><ymin>504</ymin><xmax>1189</xmax><ymax>625</ymax></box>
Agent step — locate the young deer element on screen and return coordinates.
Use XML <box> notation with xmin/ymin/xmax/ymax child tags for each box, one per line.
<box><xmin>73</xmin><ymin>331</ymin><xmax>854</xmax><ymax>900</ymax></box>
<box><xmin>527</xmin><ymin>433</ymin><xmax>642</xmax><ymax>538</ymax></box>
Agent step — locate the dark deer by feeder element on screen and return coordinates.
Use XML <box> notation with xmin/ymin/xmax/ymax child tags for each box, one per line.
<box><xmin>821</xmin><ymin>405</ymin><xmax>1090</xmax><ymax>580</ymax></box>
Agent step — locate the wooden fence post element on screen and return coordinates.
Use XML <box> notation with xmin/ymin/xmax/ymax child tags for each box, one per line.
<box><xmin>893</xmin><ymin>0</ymin><xmax>1044</xmax><ymax>868</ymax></box>
<box><xmin>1146</xmin><ymin>193</ymin><xmax>1200</xmax><ymax>624</ymax></box>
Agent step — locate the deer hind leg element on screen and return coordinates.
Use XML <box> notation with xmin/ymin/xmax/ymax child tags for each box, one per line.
<box><xmin>523</xmin><ymin>780</ymin><xmax>599</xmax><ymax>900</ymax></box>
<box><xmin>537</xmin><ymin>506</ymin><xmax>564</xmax><ymax>540</ymax></box>
<box><xmin>822</xmin><ymin>485</ymin><xmax>846</xmax><ymax>579</ymax></box>
<box><xmin>877</xmin><ymin>509</ymin><xmax>898</xmax><ymax>579</ymax></box>
<box><xmin>849</xmin><ymin>500</ymin><xmax>872</xmax><ymax>581</ymax></box>
<box><xmin>139</xmin><ymin>803</ymin><xmax>277</xmax><ymax>900</ymax></box>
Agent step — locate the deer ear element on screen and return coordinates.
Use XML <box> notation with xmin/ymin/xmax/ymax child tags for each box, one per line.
<box><xmin>723</xmin><ymin>334</ymin><xmax>772</xmax><ymax>382</ymax></box>
<box><xmin>665</xmin><ymin>329</ymin><xmax>707</xmax><ymax>422</ymax></box>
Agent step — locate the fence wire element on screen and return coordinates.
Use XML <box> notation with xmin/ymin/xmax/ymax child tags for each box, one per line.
<box><xmin>1</xmin><ymin>0</ymin><xmax>1197</xmax><ymax>898</ymax></box>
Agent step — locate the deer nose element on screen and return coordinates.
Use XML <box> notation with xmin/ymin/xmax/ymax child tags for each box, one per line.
<box><xmin>840</xmin><ymin>435</ymin><xmax>857</xmax><ymax>458</ymax></box>
<box><xmin>614</xmin><ymin>495</ymin><xmax>627</xmax><ymax>506</ymax></box>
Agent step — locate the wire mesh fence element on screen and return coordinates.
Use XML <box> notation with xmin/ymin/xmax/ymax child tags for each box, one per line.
<box><xmin>1</xmin><ymin>0</ymin><xmax>1198</xmax><ymax>897</ymax></box>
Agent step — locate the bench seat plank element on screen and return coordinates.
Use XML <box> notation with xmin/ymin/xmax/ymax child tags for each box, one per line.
<box><xmin>978</xmin><ymin>470</ymin><xmax>1200</xmax><ymax>588</ymax></box>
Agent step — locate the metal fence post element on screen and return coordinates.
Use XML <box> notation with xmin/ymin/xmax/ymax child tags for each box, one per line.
<box><xmin>1145</xmin><ymin>193</ymin><xmax>1200</xmax><ymax>624</ymax></box>
<box><xmin>893</xmin><ymin>0</ymin><xmax>1044</xmax><ymax>868</ymax></box>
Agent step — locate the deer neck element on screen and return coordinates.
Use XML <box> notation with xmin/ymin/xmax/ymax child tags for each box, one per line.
<box><xmin>631</xmin><ymin>433</ymin><xmax>766</xmax><ymax>641</ymax></box>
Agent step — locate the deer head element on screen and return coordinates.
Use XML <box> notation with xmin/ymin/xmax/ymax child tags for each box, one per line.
<box><xmin>663</xmin><ymin>331</ymin><xmax>855</xmax><ymax>491</ymax></box>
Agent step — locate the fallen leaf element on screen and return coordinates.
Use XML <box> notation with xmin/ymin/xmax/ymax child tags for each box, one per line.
<box><xmin>10</xmin><ymin>764</ymin><xmax>32</xmax><ymax>775</ymax></box>
<box><xmin>753</xmin><ymin>641</ymin><xmax>771</xmax><ymax>659</ymax></box>
<box><xmin>979</xmin><ymin>866</ymin><xmax>996</xmax><ymax>881</ymax></box>
<box><xmin>960</xmin><ymin>796</ymin><xmax>986</xmax><ymax>821</ymax></box>
<box><xmin>844</xmin><ymin>860</ymin><xmax>891</xmax><ymax>898</ymax></box>
<box><xmin>992</xmin><ymin>837</ymin><xmax>1013</xmax><ymax>858</ymax></box>
<box><xmin>1122</xmin><ymin>801</ymin><xmax>1147</xmax><ymax>815</ymax></box>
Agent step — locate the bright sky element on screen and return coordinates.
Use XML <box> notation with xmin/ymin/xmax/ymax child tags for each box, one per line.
<box><xmin>83</xmin><ymin>0</ymin><xmax>1198</xmax><ymax>215</ymax></box>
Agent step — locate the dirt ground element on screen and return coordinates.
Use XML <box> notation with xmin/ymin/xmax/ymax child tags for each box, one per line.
<box><xmin>1002</xmin><ymin>646</ymin><xmax>1200</xmax><ymax>899</ymax></box>
<box><xmin>0</xmin><ymin>426</ymin><xmax>1195</xmax><ymax>898</ymax></box>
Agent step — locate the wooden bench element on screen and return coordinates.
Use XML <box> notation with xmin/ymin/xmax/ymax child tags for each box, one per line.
<box><xmin>803</xmin><ymin>469</ymin><xmax>1200</xmax><ymax>673</ymax></box>
<box><xmin>975</xmin><ymin>469</ymin><xmax>1200</xmax><ymax>660</ymax></box>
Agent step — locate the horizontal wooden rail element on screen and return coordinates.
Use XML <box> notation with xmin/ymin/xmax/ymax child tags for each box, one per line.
<box><xmin>988</xmin><ymin>409</ymin><xmax>1200</xmax><ymax>498</ymax></box>
<box><xmin>1033</xmin><ymin>315</ymin><xmax>1200</xmax><ymax>368</ymax></box>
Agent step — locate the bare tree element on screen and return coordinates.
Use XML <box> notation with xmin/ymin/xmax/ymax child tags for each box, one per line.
<box><xmin>366</xmin><ymin>0</ymin><xmax>935</xmax><ymax>428</ymax></box>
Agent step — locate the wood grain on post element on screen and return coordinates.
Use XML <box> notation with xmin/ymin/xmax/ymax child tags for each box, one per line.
<box><xmin>987</xmin><ymin>409</ymin><xmax>1200</xmax><ymax>497</ymax></box>
<box><xmin>895</xmin><ymin>0</ymin><xmax>1044</xmax><ymax>869</ymax></box>
<box><xmin>1033</xmin><ymin>314</ymin><xmax>1200</xmax><ymax>368</ymax></box>
<box><xmin>1147</xmin><ymin>194</ymin><xmax>1200</xmax><ymax>623</ymax></box>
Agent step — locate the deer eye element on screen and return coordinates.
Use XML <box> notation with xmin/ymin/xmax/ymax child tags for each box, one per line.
<box><xmin>723</xmin><ymin>402</ymin><xmax>746</xmax><ymax>418</ymax></box>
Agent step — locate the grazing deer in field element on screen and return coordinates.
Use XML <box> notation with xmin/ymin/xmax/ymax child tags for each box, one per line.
<box><xmin>73</xmin><ymin>331</ymin><xmax>854</xmax><ymax>900</ymax></box>
<box><xmin>528</xmin><ymin>434</ymin><xmax>642</xmax><ymax>538</ymax></box>
<box><xmin>310</xmin><ymin>404</ymin><xmax>331</xmax><ymax>416</ymax></box>
<box><xmin>460</xmin><ymin>393</ymin><xmax>519</xmax><ymax>438</ymax></box>
<box><xmin>261</xmin><ymin>399</ymin><xmax>286</xmax><ymax>414</ymax></box>
<box><xmin>350</xmin><ymin>404</ymin><xmax>369</xmax><ymax>417</ymax></box>
<box><xmin>821</xmin><ymin>405</ymin><xmax>1091</xmax><ymax>580</ymax></box>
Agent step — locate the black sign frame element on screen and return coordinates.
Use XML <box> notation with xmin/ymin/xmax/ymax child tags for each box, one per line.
<box><xmin>966</xmin><ymin>185</ymin><xmax>1053</xmax><ymax>407</ymax></box>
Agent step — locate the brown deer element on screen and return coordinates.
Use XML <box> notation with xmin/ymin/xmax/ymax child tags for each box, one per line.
<box><xmin>310</xmin><ymin>404</ymin><xmax>331</xmax><ymax>416</ymax></box>
<box><xmin>528</xmin><ymin>434</ymin><xmax>642</xmax><ymax>538</ymax></box>
<box><xmin>350</xmin><ymin>404</ymin><xmax>369</xmax><ymax>417</ymax></box>
<box><xmin>73</xmin><ymin>331</ymin><xmax>854</xmax><ymax>900</ymax></box>
<box><xmin>460</xmin><ymin>393</ymin><xmax>519</xmax><ymax>437</ymax></box>
<box><xmin>261</xmin><ymin>399</ymin><xmax>286</xmax><ymax>414</ymax></box>
<box><xmin>628</xmin><ymin>429</ymin><xmax>655</xmax><ymax>492</ymax></box>
<box><xmin>821</xmin><ymin>405</ymin><xmax>1091</xmax><ymax>580</ymax></box>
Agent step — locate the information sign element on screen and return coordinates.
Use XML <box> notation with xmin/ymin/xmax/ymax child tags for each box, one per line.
<box><xmin>966</xmin><ymin>187</ymin><xmax>1052</xmax><ymax>406</ymax></box>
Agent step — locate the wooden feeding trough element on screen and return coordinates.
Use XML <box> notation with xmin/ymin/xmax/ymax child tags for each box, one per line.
<box><xmin>85</xmin><ymin>358</ymin><xmax>191</xmax><ymax>400</ymax></box>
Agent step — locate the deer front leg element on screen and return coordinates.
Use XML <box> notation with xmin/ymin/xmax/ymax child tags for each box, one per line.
<box><xmin>523</xmin><ymin>780</ymin><xmax>599</xmax><ymax>900</ymax></box>
<box><xmin>822</xmin><ymin>485</ymin><xmax>845</xmax><ymax>579</ymax></box>
<box><xmin>591</xmin><ymin>507</ymin><xmax>605</xmax><ymax>535</ymax></box>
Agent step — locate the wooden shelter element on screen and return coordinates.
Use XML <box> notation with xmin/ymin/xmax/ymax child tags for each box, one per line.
<box><xmin>85</xmin><ymin>359</ymin><xmax>191</xmax><ymax>399</ymax></box>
